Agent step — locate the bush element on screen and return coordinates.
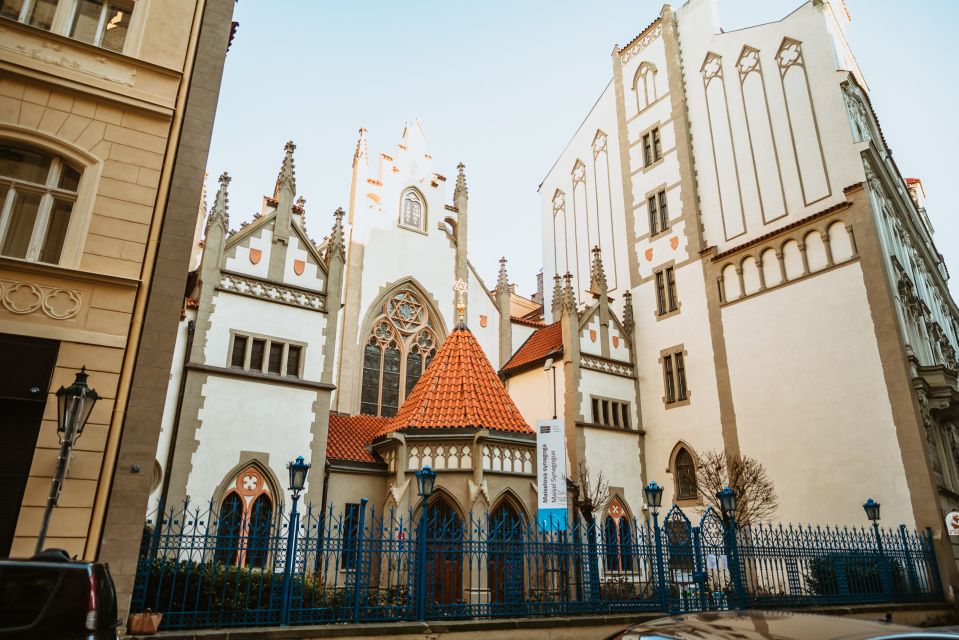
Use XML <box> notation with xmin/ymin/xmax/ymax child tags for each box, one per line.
<box><xmin>804</xmin><ymin>553</ymin><xmax>906</xmax><ymax>597</ymax></box>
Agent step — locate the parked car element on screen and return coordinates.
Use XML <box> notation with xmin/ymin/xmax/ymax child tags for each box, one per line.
<box><xmin>605</xmin><ymin>611</ymin><xmax>957</xmax><ymax>640</ymax></box>
<box><xmin>0</xmin><ymin>549</ymin><xmax>118</xmax><ymax>639</ymax></box>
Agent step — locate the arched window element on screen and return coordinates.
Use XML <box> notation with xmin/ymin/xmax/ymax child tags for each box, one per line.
<box><xmin>633</xmin><ymin>63</ymin><xmax>658</xmax><ymax>113</ymax></box>
<box><xmin>361</xmin><ymin>289</ymin><xmax>439</xmax><ymax>417</ymax></box>
<box><xmin>603</xmin><ymin>497</ymin><xmax>633</xmax><ymax>572</ymax></box>
<box><xmin>674</xmin><ymin>447</ymin><xmax>698</xmax><ymax>500</ymax></box>
<box><xmin>424</xmin><ymin>495</ymin><xmax>464</xmax><ymax>608</ymax></box>
<box><xmin>399</xmin><ymin>187</ymin><xmax>426</xmax><ymax>232</ymax></box>
<box><xmin>215</xmin><ymin>465</ymin><xmax>275</xmax><ymax>568</ymax></box>
<box><xmin>489</xmin><ymin>500</ymin><xmax>524</xmax><ymax>604</ymax></box>
<box><xmin>0</xmin><ymin>142</ymin><xmax>81</xmax><ymax>264</ymax></box>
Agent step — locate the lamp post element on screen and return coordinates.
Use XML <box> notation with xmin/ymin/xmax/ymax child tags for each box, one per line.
<box><xmin>36</xmin><ymin>367</ymin><xmax>99</xmax><ymax>555</ymax></box>
<box><xmin>716</xmin><ymin>486</ymin><xmax>745</xmax><ymax>608</ymax></box>
<box><xmin>644</xmin><ymin>481</ymin><xmax>666</xmax><ymax>611</ymax></box>
<box><xmin>280</xmin><ymin>456</ymin><xmax>310</xmax><ymax>625</ymax></box>
<box><xmin>415</xmin><ymin>465</ymin><xmax>436</xmax><ymax>621</ymax></box>
<box><xmin>863</xmin><ymin>498</ymin><xmax>893</xmax><ymax>597</ymax></box>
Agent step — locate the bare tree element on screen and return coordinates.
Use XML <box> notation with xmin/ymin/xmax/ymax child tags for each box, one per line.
<box><xmin>568</xmin><ymin>462</ymin><xmax>610</xmax><ymax>526</ymax></box>
<box><xmin>695</xmin><ymin>450</ymin><xmax>778</xmax><ymax>525</ymax></box>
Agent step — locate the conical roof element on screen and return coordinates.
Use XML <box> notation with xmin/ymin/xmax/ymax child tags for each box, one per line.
<box><xmin>378</xmin><ymin>326</ymin><xmax>533</xmax><ymax>436</ymax></box>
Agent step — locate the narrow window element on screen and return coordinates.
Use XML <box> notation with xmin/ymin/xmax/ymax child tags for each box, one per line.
<box><xmin>602</xmin><ymin>400</ymin><xmax>610</xmax><ymax>426</ymax></box>
<box><xmin>286</xmin><ymin>345</ymin><xmax>301</xmax><ymax>378</ymax></box>
<box><xmin>622</xmin><ymin>406</ymin><xmax>631</xmax><ymax>430</ymax></box>
<box><xmin>658</xmin><ymin>189</ymin><xmax>668</xmax><ymax>231</ymax></box>
<box><xmin>381</xmin><ymin>343</ymin><xmax>401</xmax><ymax>417</ymax></box>
<box><xmin>666</xmin><ymin>266</ymin><xmax>677</xmax><ymax>312</ymax></box>
<box><xmin>360</xmin><ymin>341</ymin><xmax>382</xmax><ymax>416</ymax></box>
<box><xmin>611</xmin><ymin>402</ymin><xmax>621</xmax><ymax>428</ymax></box>
<box><xmin>676</xmin><ymin>351</ymin><xmax>688</xmax><ymax>400</ymax></box>
<box><xmin>591</xmin><ymin>397</ymin><xmax>600</xmax><ymax>424</ymax></box>
<box><xmin>267</xmin><ymin>342</ymin><xmax>283</xmax><ymax>374</ymax></box>
<box><xmin>675</xmin><ymin>448</ymin><xmax>698</xmax><ymax>500</ymax></box>
<box><xmin>648</xmin><ymin>195</ymin><xmax>658</xmax><ymax>236</ymax></box>
<box><xmin>655</xmin><ymin>270</ymin><xmax>666</xmax><ymax>315</ymax></box>
<box><xmin>230</xmin><ymin>336</ymin><xmax>247</xmax><ymax>368</ymax></box>
<box><xmin>652</xmin><ymin>128</ymin><xmax>662</xmax><ymax>161</ymax></box>
<box><xmin>342</xmin><ymin>503</ymin><xmax>361</xmax><ymax>569</ymax></box>
<box><xmin>642</xmin><ymin>134</ymin><xmax>652</xmax><ymax>167</ymax></box>
<box><xmin>663</xmin><ymin>355</ymin><xmax>675</xmax><ymax>403</ymax></box>
<box><xmin>250</xmin><ymin>339</ymin><xmax>265</xmax><ymax>371</ymax></box>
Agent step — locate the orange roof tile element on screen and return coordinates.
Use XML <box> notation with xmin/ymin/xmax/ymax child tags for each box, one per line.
<box><xmin>327</xmin><ymin>413</ymin><xmax>391</xmax><ymax>463</ymax></box>
<box><xmin>378</xmin><ymin>326</ymin><xmax>533</xmax><ymax>435</ymax></box>
<box><xmin>501</xmin><ymin>321</ymin><xmax>563</xmax><ymax>377</ymax></box>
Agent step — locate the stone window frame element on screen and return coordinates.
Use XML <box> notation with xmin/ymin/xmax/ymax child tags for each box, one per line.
<box><xmin>652</xmin><ymin>259</ymin><xmax>681</xmax><ymax>320</ymax></box>
<box><xmin>667</xmin><ymin>441</ymin><xmax>702</xmax><ymax>507</ymax></box>
<box><xmin>228</xmin><ymin>330</ymin><xmax>306</xmax><ymax>379</ymax></box>
<box><xmin>588</xmin><ymin>395</ymin><xmax>632</xmax><ymax>431</ymax></box>
<box><xmin>646</xmin><ymin>183</ymin><xmax>670</xmax><ymax>239</ymax></box>
<box><xmin>639</xmin><ymin>122</ymin><xmax>665</xmax><ymax>171</ymax></box>
<box><xmin>1</xmin><ymin>0</ymin><xmax>144</xmax><ymax>57</ymax></box>
<box><xmin>659</xmin><ymin>344</ymin><xmax>690</xmax><ymax>408</ymax></box>
<box><xmin>397</xmin><ymin>186</ymin><xmax>428</xmax><ymax>235</ymax></box>
<box><xmin>632</xmin><ymin>61</ymin><xmax>658</xmax><ymax>115</ymax></box>
<box><xmin>602</xmin><ymin>494</ymin><xmax>635</xmax><ymax>574</ymax></box>
<box><xmin>0</xmin><ymin>126</ymin><xmax>101</xmax><ymax>268</ymax></box>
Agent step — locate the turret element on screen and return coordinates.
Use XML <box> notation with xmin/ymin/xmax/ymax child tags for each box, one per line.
<box><xmin>322</xmin><ymin>208</ymin><xmax>347</xmax><ymax>384</ymax></box>
<box><xmin>269</xmin><ymin>140</ymin><xmax>296</xmax><ymax>280</ymax></box>
<box><xmin>495</xmin><ymin>257</ymin><xmax>512</xmax><ymax>367</ymax></box>
<box><xmin>551</xmin><ymin>274</ymin><xmax>563</xmax><ymax>320</ymax></box>
<box><xmin>200</xmin><ymin>172</ymin><xmax>230</xmax><ymax>286</ymax></box>
<box><xmin>348</xmin><ymin>128</ymin><xmax>368</xmax><ymax>224</ymax></box>
<box><xmin>453</xmin><ymin>162</ymin><xmax>469</xmax><ymax>315</ymax></box>
<box><xmin>590</xmin><ymin>245</ymin><xmax>611</xmax><ymax>355</ymax></box>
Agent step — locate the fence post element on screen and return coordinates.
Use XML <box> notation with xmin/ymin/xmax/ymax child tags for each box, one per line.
<box><xmin>727</xmin><ymin>519</ymin><xmax>746</xmax><ymax>609</ymax></box>
<box><xmin>416</xmin><ymin>501</ymin><xmax>429</xmax><ymax>621</ymax></box>
<box><xmin>279</xmin><ymin>494</ymin><xmax>301</xmax><ymax>626</ymax></box>
<box><xmin>872</xmin><ymin>524</ymin><xmax>893</xmax><ymax>600</ymax></box>
<box><xmin>925</xmin><ymin>526</ymin><xmax>944</xmax><ymax>598</ymax></box>
<box><xmin>691</xmin><ymin>526</ymin><xmax>707</xmax><ymax>612</ymax></box>
<box><xmin>352</xmin><ymin>498</ymin><xmax>368</xmax><ymax>622</ymax></box>
<box><xmin>651</xmin><ymin>513</ymin><xmax>667</xmax><ymax>611</ymax></box>
<box><xmin>899</xmin><ymin>524</ymin><xmax>920</xmax><ymax>595</ymax></box>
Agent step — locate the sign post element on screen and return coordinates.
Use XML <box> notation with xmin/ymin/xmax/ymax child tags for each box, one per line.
<box><xmin>536</xmin><ymin>419</ymin><xmax>568</xmax><ymax>531</ymax></box>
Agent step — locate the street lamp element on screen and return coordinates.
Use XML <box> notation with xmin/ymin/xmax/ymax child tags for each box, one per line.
<box><xmin>863</xmin><ymin>498</ymin><xmax>881</xmax><ymax>524</ymax></box>
<box><xmin>415</xmin><ymin>465</ymin><xmax>436</xmax><ymax>621</ymax></box>
<box><xmin>280</xmin><ymin>456</ymin><xmax>310</xmax><ymax>625</ymax></box>
<box><xmin>36</xmin><ymin>367</ymin><xmax>99</xmax><ymax>555</ymax></box>
<box><xmin>716</xmin><ymin>486</ymin><xmax>745</xmax><ymax>608</ymax></box>
<box><xmin>716</xmin><ymin>486</ymin><xmax>737</xmax><ymax>522</ymax></box>
<box><xmin>644</xmin><ymin>481</ymin><xmax>667</xmax><ymax>610</ymax></box>
<box><xmin>863</xmin><ymin>498</ymin><xmax>893</xmax><ymax>596</ymax></box>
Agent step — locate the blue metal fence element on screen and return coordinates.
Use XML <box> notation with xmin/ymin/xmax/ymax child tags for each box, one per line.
<box><xmin>131</xmin><ymin>499</ymin><xmax>944</xmax><ymax>630</ymax></box>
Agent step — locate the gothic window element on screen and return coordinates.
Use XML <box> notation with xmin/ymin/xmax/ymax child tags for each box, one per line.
<box><xmin>215</xmin><ymin>466</ymin><xmax>275</xmax><ymax>569</ymax></box>
<box><xmin>633</xmin><ymin>62</ymin><xmax>657</xmax><ymax>112</ymax></box>
<box><xmin>360</xmin><ymin>289</ymin><xmax>439</xmax><ymax>417</ymax></box>
<box><xmin>674</xmin><ymin>447</ymin><xmax>698</xmax><ymax>500</ymax></box>
<box><xmin>603</xmin><ymin>497</ymin><xmax>633</xmax><ymax>572</ymax></box>
<box><xmin>0</xmin><ymin>142</ymin><xmax>81</xmax><ymax>264</ymax></box>
<box><xmin>399</xmin><ymin>187</ymin><xmax>426</xmax><ymax>232</ymax></box>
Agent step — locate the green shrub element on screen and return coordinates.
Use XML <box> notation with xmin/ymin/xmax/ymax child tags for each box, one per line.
<box><xmin>804</xmin><ymin>553</ymin><xmax>906</xmax><ymax>596</ymax></box>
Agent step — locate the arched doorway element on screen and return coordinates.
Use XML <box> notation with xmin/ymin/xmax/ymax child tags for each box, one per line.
<box><xmin>488</xmin><ymin>500</ymin><xmax>525</xmax><ymax>605</ymax></box>
<box><xmin>423</xmin><ymin>496</ymin><xmax>464</xmax><ymax>610</ymax></box>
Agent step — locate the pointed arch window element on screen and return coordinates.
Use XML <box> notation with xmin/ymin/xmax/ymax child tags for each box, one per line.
<box><xmin>674</xmin><ymin>446</ymin><xmax>698</xmax><ymax>500</ymax></box>
<box><xmin>361</xmin><ymin>289</ymin><xmax>439</xmax><ymax>417</ymax></box>
<box><xmin>603</xmin><ymin>497</ymin><xmax>633</xmax><ymax>572</ymax></box>
<box><xmin>399</xmin><ymin>187</ymin><xmax>426</xmax><ymax>232</ymax></box>
<box><xmin>215</xmin><ymin>466</ymin><xmax>275</xmax><ymax>569</ymax></box>
<box><xmin>633</xmin><ymin>62</ymin><xmax>658</xmax><ymax>113</ymax></box>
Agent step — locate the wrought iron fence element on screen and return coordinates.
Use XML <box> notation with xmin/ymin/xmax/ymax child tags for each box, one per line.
<box><xmin>131</xmin><ymin>499</ymin><xmax>944</xmax><ymax>630</ymax></box>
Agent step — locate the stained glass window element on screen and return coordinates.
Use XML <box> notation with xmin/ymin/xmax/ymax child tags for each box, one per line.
<box><xmin>399</xmin><ymin>188</ymin><xmax>425</xmax><ymax>231</ymax></box>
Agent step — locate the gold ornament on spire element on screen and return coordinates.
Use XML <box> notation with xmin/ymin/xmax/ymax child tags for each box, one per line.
<box><xmin>454</xmin><ymin>278</ymin><xmax>468</xmax><ymax>325</ymax></box>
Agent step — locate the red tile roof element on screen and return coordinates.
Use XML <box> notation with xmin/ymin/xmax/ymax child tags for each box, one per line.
<box><xmin>378</xmin><ymin>326</ymin><xmax>533</xmax><ymax>435</ymax></box>
<box><xmin>501</xmin><ymin>321</ymin><xmax>563</xmax><ymax>377</ymax></box>
<box><xmin>327</xmin><ymin>413</ymin><xmax>390</xmax><ymax>463</ymax></box>
<box><xmin>512</xmin><ymin>315</ymin><xmax>545</xmax><ymax>328</ymax></box>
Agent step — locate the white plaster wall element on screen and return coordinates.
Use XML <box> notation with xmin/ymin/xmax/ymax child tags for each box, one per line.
<box><xmin>676</xmin><ymin>0</ymin><xmax>865</xmax><ymax>253</ymax></box>
<box><xmin>578</xmin><ymin>369</ymin><xmax>639</xmax><ymax>429</ymax></box>
<box><xmin>507</xmin><ymin>365</ymin><xmax>564</xmax><ymax>427</ymax></box>
<box><xmin>582</xmin><ymin>427</ymin><xmax>644</xmax><ymax>519</ymax></box>
<box><xmin>283</xmin><ymin>233</ymin><xmax>325</xmax><ymax>292</ymax></box>
<box><xmin>187</xmin><ymin>376</ymin><xmax>317</xmax><ymax>513</ymax></box>
<box><xmin>204</xmin><ymin>290</ymin><xmax>328</xmax><ymax>381</ymax></box>
<box><xmin>510</xmin><ymin>322</ymin><xmax>537</xmax><ymax>353</ymax></box>
<box><xmin>722</xmin><ymin>262</ymin><xmax>914</xmax><ymax>527</ymax></box>
<box><xmin>224</xmin><ymin>225</ymin><xmax>272</xmax><ymax>278</ymax></box>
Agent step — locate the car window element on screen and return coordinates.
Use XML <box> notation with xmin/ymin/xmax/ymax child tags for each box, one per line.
<box><xmin>0</xmin><ymin>567</ymin><xmax>59</xmax><ymax>628</ymax></box>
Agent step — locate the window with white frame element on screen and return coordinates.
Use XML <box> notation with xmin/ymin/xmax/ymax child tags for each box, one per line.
<box><xmin>230</xmin><ymin>333</ymin><xmax>304</xmax><ymax>378</ymax></box>
<box><xmin>398</xmin><ymin>187</ymin><xmax>426</xmax><ymax>232</ymax></box>
<box><xmin>0</xmin><ymin>142</ymin><xmax>80</xmax><ymax>264</ymax></box>
<box><xmin>1</xmin><ymin>0</ymin><xmax>134</xmax><ymax>54</ymax></box>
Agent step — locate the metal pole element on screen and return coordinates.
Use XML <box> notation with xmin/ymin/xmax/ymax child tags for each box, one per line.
<box><xmin>727</xmin><ymin>517</ymin><xmax>746</xmax><ymax>609</ymax></box>
<box><xmin>898</xmin><ymin>524</ymin><xmax>919</xmax><ymax>595</ymax></box>
<box><xmin>352</xmin><ymin>498</ymin><xmax>368</xmax><ymax>622</ymax></box>
<box><xmin>280</xmin><ymin>493</ymin><xmax>300</xmax><ymax>626</ymax></box>
<box><xmin>416</xmin><ymin>500</ymin><xmax>429</xmax><ymax>621</ymax></box>
<box><xmin>873</xmin><ymin>522</ymin><xmax>892</xmax><ymax>599</ymax></box>
<box><xmin>35</xmin><ymin>408</ymin><xmax>81</xmax><ymax>556</ymax></box>
<box><xmin>652</xmin><ymin>512</ymin><xmax>667</xmax><ymax>612</ymax></box>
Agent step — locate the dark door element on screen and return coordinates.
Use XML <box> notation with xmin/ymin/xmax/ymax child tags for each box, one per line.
<box><xmin>488</xmin><ymin>503</ymin><xmax>524</xmax><ymax>606</ymax></box>
<box><xmin>0</xmin><ymin>333</ymin><xmax>59</xmax><ymax>557</ymax></box>
<box><xmin>425</xmin><ymin>499</ymin><xmax>463</xmax><ymax>609</ymax></box>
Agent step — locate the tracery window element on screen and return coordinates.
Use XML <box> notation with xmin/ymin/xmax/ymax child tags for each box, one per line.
<box><xmin>215</xmin><ymin>466</ymin><xmax>274</xmax><ymax>569</ymax></box>
<box><xmin>603</xmin><ymin>497</ymin><xmax>633</xmax><ymax>572</ymax></box>
<box><xmin>399</xmin><ymin>187</ymin><xmax>426</xmax><ymax>232</ymax></box>
<box><xmin>361</xmin><ymin>289</ymin><xmax>439</xmax><ymax>417</ymax></box>
<box><xmin>634</xmin><ymin>62</ymin><xmax>657</xmax><ymax>112</ymax></box>
<box><xmin>674</xmin><ymin>446</ymin><xmax>698</xmax><ymax>500</ymax></box>
<box><xmin>0</xmin><ymin>142</ymin><xmax>81</xmax><ymax>264</ymax></box>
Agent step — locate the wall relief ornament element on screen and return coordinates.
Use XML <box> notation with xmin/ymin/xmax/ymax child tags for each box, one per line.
<box><xmin>592</xmin><ymin>130</ymin><xmax>608</xmax><ymax>156</ymax></box>
<box><xmin>776</xmin><ymin>38</ymin><xmax>804</xmax><ymax>70</ymax></box>
<box><xmin>572</xmin><ymin>159</ymin><xmax>586</xmax><ymax>186</ymax></box>
<box><xmin>701</xmin><ymin>52</ymin><xmax>723</xmax><ymax>81</ymax></box>
<box><xmin>0</xmin><ymin>28</ymin><xmax>136</xmax><ymax>86</ymax></box>
<box><xmin>218</xmin><ymin>273</ymin><xmax>325</xmax><ymax>311</ymax></box>
<box><xmin>619</xmin><ymin>25</ymin><xmax>662</xmax><ymax>64</ymax></box>
<box><xmin>736</xmin><ymin>46</ymin><xmax>760</xmax><ymax>77</ymax></box>
<box><xmin>0</xmin><ymin>279</ymin><xmax>82</xmax><ymax>320</ymax></box>
<box><xmin>842</xmin><ymin>83</ymin><xmax>872</xmax><ymax>143</ymax></box>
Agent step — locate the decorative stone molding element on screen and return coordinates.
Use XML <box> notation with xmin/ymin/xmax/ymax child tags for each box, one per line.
<box><xmin>468</xmin><ymin>478</ymin><xmax>490</xmax><ymax>506</ymax></box>
<box><xmin>582</xmin><ymin>356</ymin><xmax>634</xmax><ymax>378</ymax></box>
<box><xmin>481</xmin><ymin>445</ymin><xmax>533</xmax><ymax>475</ymax></box>
<box><xmin>408</xmin><ymin>444</ymin><xmax>472</xmax><ymax>471</ymax></box>
<box><xmin>218</xmin><ymin>272</ymin><xmax>325</xmax><ymax>312</ymax></box>
<box><xmin>0</xmin><ymin>279</ymin><xmax>82</xmax><ymax>320</ymax></box>
<box><xmin>619</xmin><ymin>24</ymin><xmax>662</xmax><ymax>64</ymax></box>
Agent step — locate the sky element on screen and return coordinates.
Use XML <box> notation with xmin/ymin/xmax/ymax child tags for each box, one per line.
<box><xmin>204</xmin><ymin>0</ymin><xmax>959</xmax><ymax>300</ymax></box>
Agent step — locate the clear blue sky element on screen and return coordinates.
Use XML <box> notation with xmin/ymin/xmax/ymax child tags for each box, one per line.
<box><xmin>205</xmin><ymin>1</ymin><xmax>958</xmax><ymax>299</ymax></box>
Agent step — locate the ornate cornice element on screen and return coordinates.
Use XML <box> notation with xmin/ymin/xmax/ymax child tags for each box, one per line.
<box><xmin>619</xmin><ymin>23</ymin><xmax>662</xmax><ymax>64</ymax></box>
<box><xmin>581</xmin><ymin>355</ymin><xmax>634</xmax><ymax>378</ymax></box>
<box><xmin>217</xmin><ymin>272</ymin><xmax>326</xmax><ymax>312</ymax></box>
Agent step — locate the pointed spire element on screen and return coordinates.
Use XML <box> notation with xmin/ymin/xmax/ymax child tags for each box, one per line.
<box><xmin>327</xmin><ymin>207</ymin><xmax>346</xmax><ymax>262</ymax></box>
<box><xmin>454</xmin><ymin>162</ymin><xmax>468</xmax><ymax>201</ymax></box>
<box><xmin>274</xmin><ymin>140</ymin><xmax>296</xmax><ymax>200</ymax></box>
<box><xmin>206</xmin><ymin>172</ymin><xmax>230</xmax><ymax>234</ymax></box>
<box><xmin>353</xmin><ymin>127</ymin><xmax>368</xmax><ymax>164</ymax></box>
<box><xmin>551</xmin><ymin>274</ymin><xmax>563</xmax><ymax>317</ymax></box>
<box><xmin>198</xmin><ymin>172</ymin><xmax>209</xmax><ymax>216</ymax></box>
<box><xmin>562</xmin><ymin>272</ymin><xmax>577</xmax><ymax>313</ymax></box>
<box><xmin>495</xmin><ymin>257</ymin><xmax>510</xmax><ymax>294</ymax></box>
<box><xmin>590</xmin><ymin>245</ymin><xmax>607</xmax><ymax>294</ymax></box>
<box><xmin>622</xmin><ymin>290</ymin><xmax>634</xmax><ymax>337</ymax></box>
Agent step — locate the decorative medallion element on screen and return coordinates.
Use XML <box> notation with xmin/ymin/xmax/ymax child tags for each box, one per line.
<box><xmin>0</xmin><ymin>279</ymin><xmax>83</xmax><ymax>320</ymax></box>
<box><xmin>670</xmin><ymin>236</ymin><xmax>679</xmax><ymax>250</ymax></box>
<box><xmin>608</xmin><ymin>497</ymin><xmax>626</xmax><ymax>522</ymax></box>
<box><xmin>645</xmin><ymin>247</ymin><xmax>654</xmax><ymax>262</ymax></box>
<box><xmin>589</xmin><ymin>329</ymin><xmax>597</xmax><ymax>343</ymax></box>
<box><xmin>701</xmin><ymin>52</ymin><xmax>723</xmax><ymax>82</ymax></box>
<box><xmin>479</xmin><ymin>314</ymin><xmax>488</xmax><ymax>328</ymax></box>
<box><xmin>249</xmin><ymin>248</ymin><xmax>262</xmax><ymax>265</ymax></box>
<box><xmin>736</xmin><ymin>46</ymin><xmax>760</xmax><ymax>76</ymax></box>
<box><xmin>387</xmin><ymin>291</ymin><xmax>425</xmax><ymax>333</ymax></box>
<box><xmin>235</xmin><ymin>467</ymin><xmax>267</xmax><ymax>498</ymax></box>
<box><xmin>612</xmin><ymin>336</ymin><xmax>620</xmax><ymax>348</ymax></box>
<box><xmin>293</xmin><ymin>259</ymin><xmax>306</xmax><ymax>275</ymax></box>
<box><xmin>776</xmin><ymin>38</ymin><xmax>803</xmax><ymax>70</ymax></box>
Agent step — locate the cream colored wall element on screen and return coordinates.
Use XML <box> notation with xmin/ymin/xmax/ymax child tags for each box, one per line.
<box><xmin>507</xmin><ymin>365</ymin><xmax>563</xmax><ymax>427</ymax></box>
<box><xmin>723</xmin><ymin>262</ymin><xmax>913</xmax><ymax>527</ymax></box>
<box><xmin>326</xmin><ymin>470</ymin><xmax>388</xmax><ymax>514</ymax></box>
